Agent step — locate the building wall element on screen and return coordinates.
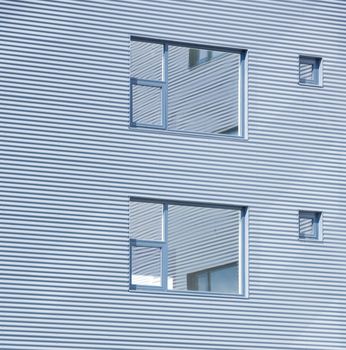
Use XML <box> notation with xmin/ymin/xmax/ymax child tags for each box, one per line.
<box><xmin>1</xmin><ymin>1</ymin><xmax>345</xmax><ymax>349</ymax></box>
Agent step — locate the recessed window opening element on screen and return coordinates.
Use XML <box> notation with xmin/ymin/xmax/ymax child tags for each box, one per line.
<box><xmin>299</xmin><ymin>211</ymin><xmax>322</xmax><ymax>240</ymax></box>
<box><xmin>129</xmin><ymin>199</ymin><xmax>247</xmax><ymax>295</ymax></box>
<box><xmin>130</xmin><ymin>38</ymin><xmax>247</xmax><ymax>137</ymax></box>
<box><xmin>299</xmin><ymin>56</ymin><xmax>322</xmax><ymax>86</ymax></box>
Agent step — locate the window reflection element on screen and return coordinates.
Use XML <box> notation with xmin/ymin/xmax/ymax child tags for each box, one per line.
<box><xmin>130</xmin><ymin>40</ymin><xmax>243</xmax><ymax>136</ymax></box>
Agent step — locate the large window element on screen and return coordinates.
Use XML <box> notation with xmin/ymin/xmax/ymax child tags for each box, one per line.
<box><xmin>129</xmin><ymin>199</ymin><xmax>247</xmax><ymax>295</ymax></box>
<box><xmin>130</xmin><ymin>38</ymin><xmax>247</xmax><ymax>137</ymax></box>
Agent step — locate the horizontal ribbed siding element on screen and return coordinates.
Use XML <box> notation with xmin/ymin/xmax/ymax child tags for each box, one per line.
<box><xmin>0</xmin><ymin>0</ymin><xmax>345</xmax><ymax>349</ymax></box>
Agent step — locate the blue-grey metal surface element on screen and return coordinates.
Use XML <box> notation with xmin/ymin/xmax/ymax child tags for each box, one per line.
<box><xmin>0</xmin><ymin>1</ymin><xmax>345</xmax><ymax>349</ymax></box>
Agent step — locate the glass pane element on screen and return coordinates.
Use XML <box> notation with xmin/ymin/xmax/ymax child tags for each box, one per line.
<box><xmin>210</xmin><ymin>263</ymin><xmax>238</xmax><ymax>294</ymax></box>
<box><xmin>197</xmin><ymin>272</ymin><xmax>209</xmax><ymax>291</ymax></box>
<box><xmin>212</xmin><ymin>50</ymin><xmax>223</xmax><ymax>59</ymax></box>
<box><xmin>131</xmin><ymin>246</ymin><xmax>161</xmax><ymax>287</ymax></box>
<box><xmin>132</xmin><ymin>84</ymin><xmax>162</xmax><ymax>126</ymax></box>
<box><xmin>300</xmin><ymin>63</ymin><xmax>313</xmax><ymax>81</ymax></box>
<box><xmin>198</xmin><ymin>49</ymin><xmax>209</xmax><ymax>63</ymax></box>
<box><xmin>299</xmin><ymin>217</ymin><xmax>314</xmax><ymax>239</ymax></box>
<box><xmin>188</xmin><ymin>48</ymin><xmax>199</xmax><ymax>68</ymax></box>
<box><xmin>131</xmin><ymin>41</ymin><xmax>162</xmax><ymax>81</ymax></box>
<box><xmin>130</xmin><ymin>201</ymin><xmax>163</xmax><ymax>241</ymax></box>
<box><xmin>168</xmin><ymin>46</ymin><xmax>240</xmax><ymax>135</ymax></box>
<box><xmin>168</xmin><ymin>204</ymin><xmax>240</xmax><ymax>294</ymax></box>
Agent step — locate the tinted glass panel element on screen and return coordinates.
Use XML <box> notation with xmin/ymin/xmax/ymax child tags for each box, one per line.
<box><xmin>132</xmin><ymin>85</ymin><xmax>162</xmax><ymax>126</ymax></box>
<box><xmin>168</xmin><ymin>204</ymin><xmax>240</xmax><ymax>293</ymax></box>
<box><xmin>130</xmin><ymin>201</ymin><xmax>163</xmax><ymax>241</ymax></box>
<box><xmin>131</xmin><ymin>246</ymin><xmax>161</xmax><ymax>287</ymax></box>
<box><xmin>131</xmin><ymin>41</ymin><xmax>162</xmax><ymax>81</ymax></box>
<box><xmin>197</xmin><ymin>272</ymin><xmax>209</xmax><ymax>291</ymax></box>
<box><xmin>299</xmin><ymin>217</ymin><xmax>314</xmax><ymax>238</ymax></box>
<box><xmin>168</xmin><ymin>46</ymin><xmax>239</xmax><ymax>135</ymax></box>
<box><xmin>300</xmin><ymin>63</ymin><xmax>313</xmax><ymax>81</ymax></box>
<box><xmin>210</xmin><ymin>263</ymin><xmax>238</xmax><ymax>293</ymax></box>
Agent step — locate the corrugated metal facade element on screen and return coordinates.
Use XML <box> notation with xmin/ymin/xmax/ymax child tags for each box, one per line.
<box><xmin>1</xmin><ymin>0</ymin><xmax>345</xmax><ymax>349</ymax></box>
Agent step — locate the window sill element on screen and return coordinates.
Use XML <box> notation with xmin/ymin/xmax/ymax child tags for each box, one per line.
<box><xmin>298</xmin><ymin>238</ymin><xmax>323</xmax><ymax>242</ymax></box>
<box><xmin>128</xmin><ymin>126</ymin><xmax>248</xmax><ymax>141</ymax></box>
<box><xmin>298</xmin><ymin>82</ymin><xmax>323</xmax><ymax>88</ymax></box>
<box><xmin>129</xmin><ymin>287</ymin><xmax>248</xmax><ymax>299</ymax></box>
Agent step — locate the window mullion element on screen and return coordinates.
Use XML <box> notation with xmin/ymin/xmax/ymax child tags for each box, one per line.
<box><xmin>162</xmin><ymin>43</ymin><xmax>169</xmax><ymax>130</ymax></box>
<box><xmin>239</xmin><ymin>207</ymin><xmax>247</xmax><ymax>296</ymax></box>
<box><xmin>239</xmin><ymin>51</ymin><xmax>247</xmax><ymax>138</ymax></box>
<box><xmin>313</xmin><ymin>61</ymin><xmax>319</xmax><ymax>84</ymax></box>
<box><xmin>313</xmin><ymin>214</ymin><xmax>319</xmax><ymax>239</ymax></box>
<box><xmin>162</xmin><ymin>203</ymin><xmax>169</xmax><ymax>291</ymax></box>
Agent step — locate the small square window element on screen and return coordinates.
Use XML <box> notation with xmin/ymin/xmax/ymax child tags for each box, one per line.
<box><xmin>299</xmin><ymin>211</ymin><xmax>322</xmax><ymax>240</ymax></box>
<box><xmin>299</xmin><ymin>56</ymin><xmax>322</xmax><ymax>86</ymax></box>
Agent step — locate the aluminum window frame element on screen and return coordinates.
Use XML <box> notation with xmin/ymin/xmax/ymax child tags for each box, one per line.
<box><xmin>129</xmin><ymin>37</ymin><xmax>248</xmax><ymax>139</ymax></box>
<box><xmin>129</xmin><ymin>198</ymin><xmax>248</xmax><ymax>297</ymax></box>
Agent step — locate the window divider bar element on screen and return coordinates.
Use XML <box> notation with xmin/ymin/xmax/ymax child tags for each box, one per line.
<box><xmin>162</xmin><ymin>203</ymin><xmax>169</xmax><ymax>290</ymax></box>
<box><xmin>129</xmin><ymin>235</ymin><xmax>133</xmax><ymax>290</ymax></box>
<box><xmin>129</xmin><ymin>79</ymin><xmax>134</xmax><ymax>126</ymax></box>
<box><xmin>313</xmin><ymin>212</ymin><xmax>320</xmax><ymax>239</ymax></box>
<box><xmin>312</xmin><ymin>60</ymin><xmax>319</xmax><ymax>84</ymax></box>
<box><xmin>239</xmin><ymin>207</ymin><xmax>248</xmax><ymax>297</ymax></box>
<box><xmin>131</xmin><ymin>123</ymin><xmax>166</xmax><ymax>129</ymax></box>
<box><xmin>130</xmin><ymin>239</ymin><xmax>165</xmax><ymax>248</ymax></box>
<box><xmin>131</xmin><ymin>77</ymin><xmax>165</xmax><ymax>87</ymax></box>
<box><xmin>162</xmin><ymin>44</ymin><xmax>169</xmax><ymax>129</ymax></box>
<box><xmin>239</xmin><ymin>51</ymin><xmax>247</xmax><ymax>139</ymax></box>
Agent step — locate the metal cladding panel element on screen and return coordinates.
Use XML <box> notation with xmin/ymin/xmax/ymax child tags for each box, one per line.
<box><xmin>0</xmin><ymin>0</ymin><xmax>345</xmax><ymax>349</ymax></box>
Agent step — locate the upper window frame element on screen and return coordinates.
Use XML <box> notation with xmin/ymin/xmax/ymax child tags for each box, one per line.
<box><xmin>129</xmin><ymin>36</ymin><xmax>248</xmax><ymax>139</ymax></box>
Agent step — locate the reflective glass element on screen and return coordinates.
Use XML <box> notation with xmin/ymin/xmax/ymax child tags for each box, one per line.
<box><xmin>130</xmin><ymin>201</ymin><xmax>163</xmax><ymax>241</ymax></box>
<box><xmin>131</xmin><ymin>41</ymin><xmax>162</xmax><ymax>81</ymax></box>
<box><xmin>132</xmin><ymin>84</ymin><xmax>162</xmax><ymax>126</ymax></box>
<box><xmin>131</xmin><ymin>246</ymin><xmax>162</xmax><ymax>287</ymax></box>
<box><xmin>169</xmin><ymin>46</ymin><xmax>240</xmax><ymax>135</ymax></box>
<box><xmin>168</xmin><ymin>204</ymin><xmax>240</xmax><ymax>293</ymax></box>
